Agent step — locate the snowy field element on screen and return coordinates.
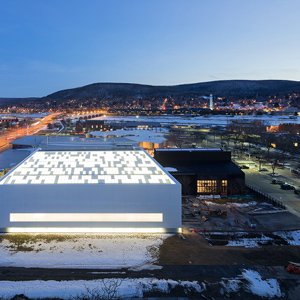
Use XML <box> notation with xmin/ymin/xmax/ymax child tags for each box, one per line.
<box><xmin>0</xmin><ymin>234</ymin><xmax>169</xmax><ymax>269</ymax></box>
<box><xmin>91</xmin><ymin>114</ymin><xmax>300</xmax><ymax>126</ymax></box>
<box><xmin>0</xmin><ymin>269</ymin><xmax>282</xmax><ymax>299</ymax></box>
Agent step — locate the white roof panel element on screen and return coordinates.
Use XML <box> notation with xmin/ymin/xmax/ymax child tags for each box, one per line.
<box><xmin>0</xmin><ymin>150</ymin><xmax>175</xmax><ymax>185</ymax></box>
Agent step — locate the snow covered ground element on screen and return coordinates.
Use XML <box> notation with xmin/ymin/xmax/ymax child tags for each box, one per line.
<box><xmin>0</xmin><ymin>269</ymin><xmax>282</xmax><ymax>299</ymax></box>
<box><xmin>0</xmin><ymin>278</ymin><xmax>203</xmax><ymax>299</ymax></box>
<box><xmin>226</xmin><ymin>234</ymin><xmax>273</xmax><ymax>248</ymax></box>
<box><xmin>242</xmin><ymin>269</ymin><xmax>282</xmax><ymax>298</ymax></box>
<box><xmin>275</xmin><ymin>230</ymin><xmax>300</xmax><ymax>245</ymax></box>
<box><xmin>220</xmin><ymin>269</ymin><xmax>282</xmax><ymax>298</ymax></box>
<box><xmin>91</xmin><ymin>114</ymin><xmax>300</xmax><ymax>126</ymax></box>
<box><xmin>0</xmin><ymin>234</ymin><xmax>169</xmax><ymax>269</ymax></box>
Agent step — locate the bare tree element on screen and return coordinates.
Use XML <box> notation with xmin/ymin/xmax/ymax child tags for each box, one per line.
<box><xmin>256</xmin><ymin>151</ymin><xmax>265</xmax><ymax>171</ymax></box>
<box><xmin>167</xmin><ymin>131</ymin><xmax>190</xmax><ymax>148</ymax></box>
<box><xmin>271</xmin><ymin>159</ymin><xmax>278</xmax><ymax>175</ymax></box>
<box><xmin>262</xmin><ymin>133</ymin><xmax>276</xmax><ymax>157</ymax></box>
<box><xmin>77</xmin><ymin>278</ymin><xmax>124</xmax><ymax>300</ymax></box>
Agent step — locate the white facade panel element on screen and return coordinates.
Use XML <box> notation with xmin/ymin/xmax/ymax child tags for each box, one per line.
<box><xmin>0</xmin><ymin>183</ymin><xmax>181</xmax><ymax>232</ymax></box>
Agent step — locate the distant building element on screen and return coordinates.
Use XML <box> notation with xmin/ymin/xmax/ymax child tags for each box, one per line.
<box><xmin>10</xmin><ymin>135</ymin><xmax>46</xmax><ymax>149</ymax></box>
<box><xmin>90</xmin><ymin>129</ymin><xmax>167</xmax><ymax>152</ymax></box>
<box><xmin>10</xmin><ymin>135</ymin><xmax>139</xmax><ymax>150</ymax></box>
<box><xmin>209</xmin><ymin>94</ymin><xmax>213</xmax><ymax>110</ymax></box>
<box><xmin>109</xmin><ymin>121</ymin><xmax>162</xmax><ymax>130</ymax></box>
<box><xmin>86</xmin><ymin>120</ymin><xmax>110</xmax><ymax>132</ymax></box>
<box><xmin>154</xmin><ymin>148</ymin><xmax>245</xmax><ymax>196</ymax></box>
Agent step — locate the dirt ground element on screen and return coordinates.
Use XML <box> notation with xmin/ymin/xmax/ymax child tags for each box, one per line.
<box><xmin>158</xmin><ymin>232</ymin><xmax>300</xmax><ymax>266</ymax></box>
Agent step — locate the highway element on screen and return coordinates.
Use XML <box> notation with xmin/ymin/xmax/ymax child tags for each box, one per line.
<box><xmin>0</xmin><ymin>113</ymin><xmax>59</xmax><ymax>154</ymax></box>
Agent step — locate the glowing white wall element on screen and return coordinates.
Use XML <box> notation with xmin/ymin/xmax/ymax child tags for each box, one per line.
<box><xmin>0</xmin><ymin>183</ymin><xmax>181</xmax><ymax>233</ymax></box>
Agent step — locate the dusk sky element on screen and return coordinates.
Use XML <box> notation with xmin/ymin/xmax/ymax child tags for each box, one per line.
<box><xmin>1</xmin><ymin>0</ymin><xmax>300</xmax><ymax>97</ymax></box>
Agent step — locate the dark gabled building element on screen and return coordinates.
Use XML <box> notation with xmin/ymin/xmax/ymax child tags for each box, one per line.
<box><xmin>154</xmin><ymin>148</ymin><xmax>245</xmax><ymax>196</ymax></box>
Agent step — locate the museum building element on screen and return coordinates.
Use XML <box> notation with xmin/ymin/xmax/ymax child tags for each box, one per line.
<box><xmin>0</xmin><ymin>147</ymin><xmax>181</xmax><ymax>233</ymax></box>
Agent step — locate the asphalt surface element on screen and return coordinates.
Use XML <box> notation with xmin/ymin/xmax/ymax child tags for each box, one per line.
<box><xmin>244</xmin><ymin>168</ymin><xmax>300</xmax><ymax>218</ymax></box>
<box><xmin>206</xmin><ymin>134</ymin><xmax>300</xmax><ymax>219</ymax></box>
<box><xmin>0</xmin><ymin>265</ymin><xmax>294</xmax><ymax>281</ymax></box>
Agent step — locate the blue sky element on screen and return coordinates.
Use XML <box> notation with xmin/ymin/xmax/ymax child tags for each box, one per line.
<box><xmin>1</xmin><ymin>0</ymin><xmax>300</xmax><ymax>97</ymax></box>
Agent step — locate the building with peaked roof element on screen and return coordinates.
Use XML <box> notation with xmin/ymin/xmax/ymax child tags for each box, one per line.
<box><xmin>154</xmin><ymin>148</ymin><xmax>245</xmax><ymax>196</ymax></box>
<box><xmin>0</xmin><ymin>146</ymin><xmax>181</xmax><ymax>233</ymax></box>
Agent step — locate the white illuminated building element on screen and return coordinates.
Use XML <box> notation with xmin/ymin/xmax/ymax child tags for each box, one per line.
<box><xmin>0</xmin><ymin>149</ymin><xmax>181</xmax><ymax>233</ymax></box>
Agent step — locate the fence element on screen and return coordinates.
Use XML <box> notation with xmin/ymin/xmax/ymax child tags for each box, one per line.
<box><xmin>245</xmin><ymin>183</ymin><xmax>287</xmax><ymax>210</ymax></box>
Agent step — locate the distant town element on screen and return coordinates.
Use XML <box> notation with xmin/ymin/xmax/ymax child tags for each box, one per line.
<box><xmin>1</xmin><ymin>82</ymin><xmax>300</xmax><ymax>299</ymax></box>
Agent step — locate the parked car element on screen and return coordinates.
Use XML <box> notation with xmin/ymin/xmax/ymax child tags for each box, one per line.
<box><xmin>259</xmin><ymin>168</ymin><xmax>268</xmax><ymax>172</ymax></box>
<box><xmin>272</xmin><ymin>179</ymin><xmax>285</xmax><ymax>185</ymax></box>
<box><xmin>240</xmin><ymin>165</ymin><xmax>249</xmax><ymax>169</ymax></box>
<box><xmin>286</xmin><ymin>264</ymin><xmax>300</xmax><ymax>274</ymax></box>
<box><xmin>269</xmin><ymin>172</ymin><xmax>281</xmax><ymax>177</ymax></box>
<box><xmin>294</xmin><ymin>189</ymin><xmax>300</xmax><ymax>195</ymax></box>
<box><xmin>281</xmin><ymin>184</ymin><xmax>295</xmax><ymax>190</ymax></box>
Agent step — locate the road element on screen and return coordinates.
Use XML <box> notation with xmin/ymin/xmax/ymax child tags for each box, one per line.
<box><xmin>0</xmin><ymin>113</ymin><xmax>60</xmax><ymax>154</ymax></box>
<box><xmin>0</xmin><ymin>265</ymin><xmax>295</xmax><ymax>281</ymax></box>
<box><xmin>244</xmin><ymin>168</ymin><xmax>300</xmax><ymax>218</ymax></box>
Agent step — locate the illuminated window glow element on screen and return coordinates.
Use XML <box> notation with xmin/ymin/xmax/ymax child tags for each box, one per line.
<box><xmin>10</xmin><ymin>213</ymin><xmax>163</xmax><ymax>222</ymax></box>
<box><xmin>0</xmin><ymin>150</ymin><xmax>175</xmax><ymax>185</ymax></box>
<box><xmin>222</xmin><ymin>180</ymin><xmax>228</xmax><ymax>193</ymax></box>
<box><xmin>197</xmin><ymin>180</ymin><xmax>217</xmax><ymax>193</ymax></box>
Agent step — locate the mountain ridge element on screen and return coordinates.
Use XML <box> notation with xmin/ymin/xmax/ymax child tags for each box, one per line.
<box><xmin>42</xmin><ymin>79</ymin><xmax>300</xmax><ymax>100</ymax></box>
<box><xmin>1</xmin><ymin>80</ymin><xmax>300</xmax><ymax>105</ymax></box>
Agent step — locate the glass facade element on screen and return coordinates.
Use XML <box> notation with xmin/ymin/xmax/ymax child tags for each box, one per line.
<box><xmin>197</xmin><ymin>179</ymin><xmax>227</xmax><ymax>194</ymax></box>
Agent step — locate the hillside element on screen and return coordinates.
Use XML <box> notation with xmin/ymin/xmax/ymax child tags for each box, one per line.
<box><xmin>43</xmin><ymin>80</ymin><xmax>300</xmax><ymax>101</ymax></box>
<box><xmin>0</xmin><ymin>97</ymin><xmax>39</xmax><ymax>106</ymax></box>
<box><xmin>174</xmin><ymin>80</ymin><xmax>300</xmax><ymax>97</ymax></box>
<box><xmin>2</xmin><ymin>80</ymin><xmax>300</xmax><ymax>105</ymax></box>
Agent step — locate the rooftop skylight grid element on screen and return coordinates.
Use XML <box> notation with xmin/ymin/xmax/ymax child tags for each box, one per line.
<box><xmin>0</xmin><ymin>150</ymin><xmax>174</xmax><ymax>185</ymax></box>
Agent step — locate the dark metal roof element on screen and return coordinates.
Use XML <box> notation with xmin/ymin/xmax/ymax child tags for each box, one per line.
<box><xmin>156</xmin><ymin>148</ymin><xmax>222</xmax><ymax>152</ymax></box>
<box><xmin>164</xmin><ymin>161</ymin><xmax>244</xmax><ymax>176</ymax></box>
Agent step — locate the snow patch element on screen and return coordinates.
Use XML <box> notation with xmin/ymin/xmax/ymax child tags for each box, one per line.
<box><xmin>227</xmin><ymin>234</ymin><xmax>273</xmax><ymax>248</ymax></box>
<box><xmin>0</xmin><ymin>278</ymin><xmax>203</xmax><ymax>299</ymax></box>
<box><xmin>220</xmin><ymin>279</ymin><xmax>241</xmax><ymax>293</ymax></box>
<box><xmin>274</xmin><ymin>230</ymin><xmax>300</xmax><ymax>245</ymax></box>
<box><xmin>242</xmin><ymin>269</ymin><xmax>281</xmax><ymax>298</ymax></box>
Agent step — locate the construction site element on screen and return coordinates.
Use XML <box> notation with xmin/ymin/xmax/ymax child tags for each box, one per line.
<box><xmin>182</xmin><ymin>191</ymin><xmax>300</xmax><ymax>239</ymax></box>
